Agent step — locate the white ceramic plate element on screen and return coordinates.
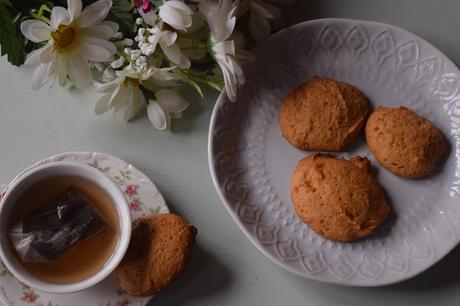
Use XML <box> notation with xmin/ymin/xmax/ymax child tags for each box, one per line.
<box><xmin>208</xmin><ymin>18</ymin><xmax>460</xmax><ymax>286</ymax></box>
<box><xmin>0</xmin><ymin>151</ymin><xmax>168</xmax><ymax>305</ymax></box>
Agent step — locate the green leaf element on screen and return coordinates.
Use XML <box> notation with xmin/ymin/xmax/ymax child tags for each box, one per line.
<box><xmin>106</xmin><ymin>0</ymin><xmax>134</xmax><ymax>36</ymax></box>
<box><xmin>0</xmin><ymin>0</ymin><xmax>26</xmax><ymax>66</ymax></box>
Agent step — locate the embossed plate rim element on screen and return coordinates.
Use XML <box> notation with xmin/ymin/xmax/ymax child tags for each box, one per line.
<box><xmin>208</xmin><ymin>18</ymin><xmax>460</xmax><ymax>286</ymax></box>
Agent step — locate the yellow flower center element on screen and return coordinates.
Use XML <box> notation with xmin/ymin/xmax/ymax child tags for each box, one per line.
<box><xmin>51</xmin><ymin>24</ymin><xmax>79</xmax><ymax>53</ymax></box>
<box><xmin>123</xmin><ymin>78</ymin><xmax>140</xmax><ymax>87</ymax></box>
<box><xmin>197</xmin><ymin>42</ymin><xmax>207</xmax><ymax>49</ymax></box>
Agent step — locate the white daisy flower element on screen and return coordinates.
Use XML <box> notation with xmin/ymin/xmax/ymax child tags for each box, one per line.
<box><xmin>20</xmin><ymin>0</ymin><xmax>118</xmax><ymax>90</ymax></box>
<box><xmin>238</xmin><ymin>0</ymin><xmax>290</xmax><ymax>41</ymax></box>
<box><xmin>147</xmin><ymin>89</ymin><xmax>190</xmax><ymax>130</ymax></box>
<box><xmin>200</xmin><ymin>0</ymin><xmax>244</xmax><ymax>102</ymax></box>
<box><xmin>95</xmin><ymin>67</ymin><xmax>181</xmax><ymax>122</ymax></box>
<box><xmin>158</xmin><ymin>0</ymin><xmax>194</xmax><ymax>32</ymax></box>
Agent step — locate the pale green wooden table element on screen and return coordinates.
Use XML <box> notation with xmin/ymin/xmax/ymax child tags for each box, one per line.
<box><xmin>1</xmin><ymin>1</ymin><xmax>460</xmax><ymax>305</ymax></box>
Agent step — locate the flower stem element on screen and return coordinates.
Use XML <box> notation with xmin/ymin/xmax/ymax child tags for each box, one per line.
<box><xmin>30</xmin><ymin>4</ymin><xmax>52</xmax><ymax>24</ymax></box>
<box><xmin>12</xmin><ymin>12</ymin><xmax>23</xmax><ymax>24</ymax></box>
<box><xmin>117</xmin><ymin>50</ymin><xmax>131</xmax><ymax>62</ymax></box>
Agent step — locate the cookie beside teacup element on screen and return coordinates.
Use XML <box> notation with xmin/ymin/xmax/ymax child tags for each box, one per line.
<box><xmin>115</xmin><ymin>213</ymin><xmax>197</xmax><ymax>296</ymax></box>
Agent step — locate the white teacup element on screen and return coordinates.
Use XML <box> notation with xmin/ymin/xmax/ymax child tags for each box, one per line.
<box><xmin>0</xmin><ymin>161</ymin><xmax>131</xmax><ymax>293</ymax></box>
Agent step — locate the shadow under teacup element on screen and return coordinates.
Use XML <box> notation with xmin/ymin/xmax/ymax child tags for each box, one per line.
<box><xmin>0</xmin><ymin>161</ymin><xmax>131</xmax><ymax>293</ymax></box>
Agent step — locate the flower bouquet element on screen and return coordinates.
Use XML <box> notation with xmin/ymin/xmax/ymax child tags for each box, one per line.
<box><xmin>0</xmin><ymin>0</ymin><xmax>291</xmax><ymax>129</ymax></box>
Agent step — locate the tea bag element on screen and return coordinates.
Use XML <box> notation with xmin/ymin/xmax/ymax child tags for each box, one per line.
<box><xmin>9</xmin><ymin>187</ymin><xmax>108</xmax><ymax>262</ymax></box>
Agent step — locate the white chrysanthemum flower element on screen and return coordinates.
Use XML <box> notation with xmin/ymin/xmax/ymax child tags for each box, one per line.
<box><xmin>20</xmin><ymin>0</ymin><xmax>118</xmax><ymax>90</ymax></box>
<box><xmin>238</xmin><ymin>0</ymin><xmax>290</xmax><ymax>41</ymax></box>
<box><xmin>95</xmin><ymin>67</ymin><xmax>181</xmax><ymax>122</ymax></box>
<box><xmin>158</xmin><ymin>0</ymin><xmax>194</xmax><ymax>32</ymax></box>
<box><xmin>200</xmin><ymin>0</ymin><xmax>244</xmax><ymax>102</ymax></box>
<box><xmin>147</xmin><ymin>89</ymin><xmax>190</xmax><ymax>130</ymax></box>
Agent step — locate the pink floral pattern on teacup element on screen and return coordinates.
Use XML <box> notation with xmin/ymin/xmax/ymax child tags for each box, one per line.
<box><xmin>0</xmin><ymin>152</ymin><xmax>166</xmax><ymax>306</ymax></box>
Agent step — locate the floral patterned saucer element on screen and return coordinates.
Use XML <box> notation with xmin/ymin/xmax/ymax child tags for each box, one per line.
<box><xmin>0</xmin><ymin>152</ymin><xmax>168</xmax><ymax>306</ymax></box>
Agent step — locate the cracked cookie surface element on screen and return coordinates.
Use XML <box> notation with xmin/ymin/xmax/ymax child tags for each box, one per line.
<box><xmin>279</xmin><ymin>76</ymin><xmax>369</xmax><ymax>151</ymax></box>
<box><xmin>365</xmin><ymin>107</ymin><xmax>446</xmax><ymax>179</ymax></box>
<box><xmin>291</xmin><ymin>154</ymin><xmax>390</xmax><ymax>242</ymax></box>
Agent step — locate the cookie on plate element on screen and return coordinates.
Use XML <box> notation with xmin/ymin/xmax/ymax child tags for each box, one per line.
<box><xmin>115</xmin><ymin>213</ymin><xmax>197</xmax><ymax>296</ymax></box>
<box><xmin>291</xmin><ymin>154</ymin><xmax>390</xmax><ymax>242</ymax></box>
<box><xmin>279</xmin><ymin>76</ymin><xmax>369</xmax><ymax>151</ymax></box>
<box><xmin>365</xmin><ymin>106</ymin><xmax>446</xmax><ymax>179</ymax></box>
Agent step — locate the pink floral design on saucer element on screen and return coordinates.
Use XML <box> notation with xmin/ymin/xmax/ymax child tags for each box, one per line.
<box><xmin>0</xmin><ymin>152</ymin><xmax>168</xmax><ymax>306</ymax></box>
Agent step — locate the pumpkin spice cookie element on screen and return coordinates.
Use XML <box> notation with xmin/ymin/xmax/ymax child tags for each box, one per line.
<box><xmin>291</xmin><ymin>154</ymin><xmax>390</xmax><ymax>242</ymax></box>
<box><xmin>115</xmin><ymin>213</ymin><xmax>197</xmax><ymax>296</ymax></box>
<box><xmin>365</xmin><ymin>107</ymin><xmax>446</xmax><ymax>179</ymax></box>
<box><xmin>279</xmin><ymin>76</ymin><xmax>369</xmax><ymax>151</ymax></box>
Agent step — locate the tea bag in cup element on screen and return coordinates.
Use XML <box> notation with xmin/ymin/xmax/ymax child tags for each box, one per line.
<box><xmin>9</xmin><ymin>187</ymin><xmax>108</xmax><ymax>262</ymax></box>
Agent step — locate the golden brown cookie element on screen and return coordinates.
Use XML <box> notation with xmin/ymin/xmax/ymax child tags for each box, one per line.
<box><xmin>291</xmin><ymin>154</ymin><xmax>390</xmax><ymax>242</ymax></box>
<box><xmin>279</xmin><ymin>76</ymin><xmax>369</xmax><ymax>151</ymax></box>
<box><xmin>115</xmin><ymin>213</ymin><xmax>197</xmax><ymax>296</ymax></box>
<box><xmin>365</xmin><ymin>107</ymin><xmax>446</xmax><ymax>179</ymax></box>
